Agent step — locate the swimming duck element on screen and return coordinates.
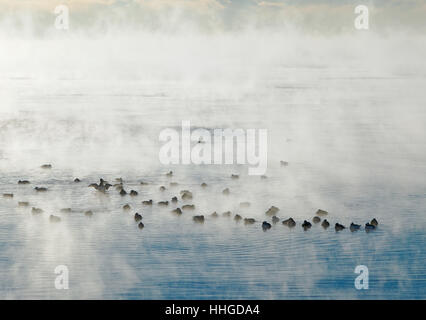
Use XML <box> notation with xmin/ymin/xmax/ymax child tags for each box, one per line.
<box><xmin>34</xmin><ymin>187</ymin><xmax>47</xmax><ymax>192</ymax></box>
<box><xmin>370</xmin><ymin>218</ymin><xmax>378</xmax><ymax>227</ymax></box>
<box><xmin>193</xmin><ymin>215</ymin><xmax>205</xmax><ymax>223</ymax></box>
<box><xmin>41</xmin><ymin>164</ymin><xmax>52</xmax><ymax>169</ymax></box>
<box><xmin>321</xmin><ymin>219</ymin><xmax>330</xmax><ymax>229</ymax></box>
<box><xmin>123</xmin><ymin>204</ymin><xmax>131</xmax><ymax>211</ymax></box>
<box><xmin>172</xmin><ymin>208</ymin><xmax>182</xmax><ymax>215</ymax></box>
<box><xmin>159</xmin><ymin>186</ymin><xmax>166</xmax><ymax>191</ymax></box>
<box><xmin>171</xmin><ymin>196</ymin><xmax>178</xmax><ymax>203</ymax></box>
<box><xmin>302</xmin><ymin>220</ymin><xmax>312</xmax><ymax>230</ymax></box>
<box><xmin>181</xmin><ymin>191</ymin><xmax>193</xmax><ymax>200</ymax></box>
<box><xmin>142</xmin><ymin>200</ymin><xmax>153</xmax><ymax>205</ymax></box>
<box><xmin>130</xmin><ymin>190</ymin><xmax>138</xmax><ymax>196</ymax></box>
<box><xmin>134</xmin><ymin>213</ymin><xmax>142</xmax><ymax>222</ymax></box>
<box><xmin>84</xmin><ymin>210</ymin><xmax>93</xmax><ymax>217</ymax></box>
<box><xmin>119</xmin><ymin>189</ymin><xmax>127</xmax><ymax>196</ymax></box>
<box><xmin>244</xmin><ymin>218</ymin><xmax>256</xmax><ymax>225</ymax></box>
<box><xmin>365</xmin><ymin>223</ymin><xmax>376</xmax><ymax>231</ymax></box>
<box><xmin>335</xmin><ymin>223</ymin><xmax>345</xmax><ymax>231</ymax></box>
<box><xmin>18</xmin><ymin>180</ymin><xmax>30</xmax><ymax>185</ymax></box>
<box><xmin>222</xmin><ymin>211</ymin><xmax>231</xmax><ymax>217</ymax></box>
<box><xmin>316</xmin><ymin>209</ymin><xmax>328</xmax><ymax>216</ymax></box>
<box><xmin>234</xmin><ymin>214</ymin><xmax>242</xmax><ymax>222</ymax></box>
<box><xmin>49</xmin><ymin>215</ymin><xmax>61</xmax><ymax>223</ymax></box>
<box><xmin>60</xmin><ymin>208</ymin><xmax>72</xmax><ymax>213</ymax></box>
<box><xmin>201</xmin><ymin>183</ymin><xmax>207</xmax><ymax>188</ymax></box>
<box><xmin>282</xmin><ymin>217</ymin><xmax>296</xmax><ymax>227</ymax></box>
<box><xmin>350</xmin><ymin>223</ymin><xmax>361</xmax><ymax>232</ymax></box>
<box><xmin>140</xmin><ymin>181</ymin><xmax>149</xmax><ymax>185</ymax></box>
<box><xmin>262</xmin><ymin>221</ymin><xmax>272</xmax><ymax>231</ymax></box>
<box><xmin>222</xmin><ymin>188</ymin><xmax>230</xmax><ymax>195</ymax></box>
<box><xmin>3</xmin><ymin>193</ymin><xmax>13</xmax><ymax>198</ymax></box>
<box><xmin>231</xmin><ymin>174</ymin><xmax>239</xmax><ymax>179</ymax></box>
<box><xmin>74</xmin><ymin>178</ymin><xmax>81</xmax><ymax>183</ymax></box>
<box><xmin>312</xmin><ymin>216</ymin><xmax>321</xmax><ymax>224</ymax></box>
<box><xmin>166</xmin><ymin>171</ymin><xmax>173</xmax><ymax>177</ymax></box>
<box><xmin>158</xmin><ymin>201</ymin><xmax>169</xmax><ymax>206</ymax></box>
<box><xmin>210</xmin><ymin>212</ymin><xmax>219</xmax><ymax>218</ymax></box>
<box><xmin>272</xmin><ymin>216</ymin><xmax>280</xmax><ymax>224</ymax></box>
<box><xmin>182</xmin><ymin>204</ymin><xmax>195</xmax><ymax>210</ymax></box>
<box><xmin>138</xmin><ymin>222</ymin><xmax>144</xmax><ymax>229</ymax></box>
<box><xmin>18</xmin><ymin>201</ymin><xmax>29</xmax><ymax>207</ymax></box>
<box><xmin>265</xmin><ymin>206</ymin><xmax>279</xmax><ymax>216</ymax></box>
<box><xmin>32</xmin><ymin>207</ymin><xmax>43</xmax><ymax>214</ymax></box>
<box><xmin>280</xmin><ymin>161</ymin><xmax>289</xmax><ymax>167</ymax></box>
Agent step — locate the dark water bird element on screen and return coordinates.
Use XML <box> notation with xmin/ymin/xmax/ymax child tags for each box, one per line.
<box><xmin>244</xmin><ymin>218</ymin><xmax>256</xmax><ymax>225</ymax></box>
<box><xmin>222</xmin><ymin>211</ymin><xmax>231</xmax><ymax>217</ymax></box>
<box><xmin>41</xmin><ymin>164</ymin><xmax>52</xmax><ymax>169</ymax></box>
<box><xmin>234</xmin><ymin>214</ymin><xmax>242</xmax><ymax>222</ymax></box>
<box><xmin>84</xmin><ymin>210</ymin><xmax>93</xmax><ymax>217</ymax></box>
<box><xmin>170</xmin><ymin>182</ymin><xmax>178</xmax><ymax>187</ymax></box>
<box><xmin>34</xmin><ymin>187</ymin><xmax>47</xmax><ymax>192</ymax></box>
<box><xmin>181</xmin><ymin>190</ymin><xmax>193</xmax><ymax>200</ymax></box>
<box><xmin>312</xmin><ymin>216</ymin><xmax>321</xmax><ymax>224</ymax></box>
<box><xmin>335</xmin><ymin>223</ymin><xmax>345</xmax><ymax>231</ymax></box>
<box><xmin>49</xmin><ymin>215</ymin><xmax>61</xmax><ymax>223</ymax></box>
<box><xmin>272</xmin><ymin>216</ymin><xmax>280</xmax><ymax>224</ymax></box>
<box><xmin>262</xmin><ymin>221</ymin><xmax>272</xmax><ymax>231</ymax></box>
<box><xmin>321</xmin><ymin>219</ymin><xmax>330</xmax><ymax>229</ymax></box>
<box><xmin>171</xmin><ymin>196</ymin><xmax>178</xmax><ymax>203</ymax></box>
<box><xmin>282</xmin><ymin>218</ymin><xmax>296</xmax><ymax>227</ymax></box>
<box><xmin>316</xmin><ymin>209</ymin><xmax>328</xmax><ymax>216</ymax></box>
<box><xmin>265</xmin><ymin>206</ymin><xmax>279</xmax><ymax>216</ymax></box>
<box><xmin>18</xmin><ymin>201</ymin><xmax>29</xmax><ymax>207</ymax></box>
<box><xmin>138</xmin><ymin>222</ymin><xmax>144</xmax><ymax>229</ymax></box>
<box><xmin>365</xmin><ymin>223</ymin><xmax>376</xmax><ymax>231</ymax></box>
<box><xmin>166</xmin><ymin>171</ymin><xmax>173</xmax><ymax>177</ymax></box>
<box><xmin>74</xmin><ymin>178</ymin><xmax>81</xmax><ymax>183</ymax></box>
<box><xmin>89</xmin><ymin>179</ymin><xmax>112</xmax><ymax>193</ymax></box>
<box><xmin>119</xmin><ymin>189</ymin><xmax>127</xmax><ymax>196</ymax></box>
<box><xmin>231</xmin><ymin>174</ymin><xmax>239</xmax><ymax>179</ymax></box>
<box><xmin>134</xmin><ymin>213</ymin><xmax>142</xmax><ymax>222</ymax></box>
<box><xmin>370</xmin><ymin>218</ymin><xmax>378</xmax><ymax>227</ymax></box>
<box><xmin>182</xmin><ymin>204</ymin><xmax>195</xmax><ymax>210</ymax></box>
<box><xmin>280</xmin><ymin>161</ymin><xmax>289</xmax><ymax>167</ymax></box>
<box><xmin>130</xmin><ymin>190</ymin><xmax>138</xmax><ymax>196</ymax></box>
<box><xmin>140</xmin><ymin>181</ymin><xmax>149</xmax><ymax>185</ymax></box>
<box><xmin>201</xmin><ymin>183</ymin><xmax>207</xmax><ymax>188</ymax></box>
<box><xmin>142</xmin><ymin>200</ymin><xmax>153</xmax><ymax>205</ymax></box>
<box><xmin>158</xmin><ymin>201</ymin><xmax>169</xmax><ymax>206</ymax></box>
<box><xmin>350</xmin><ymin>223</ymin><xmax>361</xmax><ymax>232</ymax></box>
<box><xmin>239</xmin><ymin>202</ymin><xmax>251</xmax><ymax>208</ymax></box>
<box><xmin>302</xmin><ymin>220</ymin><xmax>312</xmax><ymax>230</ymax></box>
<box><xmin>3</xmin><ymin>193</ymin><xmax>13</xmax><ymax>198</ymax></box>
<box><xmin>172</xmin><ymin>208</ymin><xmax>182</xmax><ymax>215</ymax></box>
<box><xmin>222</xmin><ymin>188</ymin><xmax>230</xmax><ymax>195</ymax></box>
<box><xmin>18</xmin><ymin>180</ymin><xmax>30</xmax><ymax>185</ymax></box>
<box><xmin>123</xmin><ymin>204</ymin><xmax>131</xmax><ymax>211</ymax></box>
<box><xmin>193</xmin><ymin>215</ymin><xmax>205</xmax><ymax>223</ymax></box>
<box><xmin>210</xmin><ymin>212</ymin><xmax>219</xmax><ymax>218</ymax></box>
<box><xmin>60</xmin><ymin>208</ymin><xmax>72</xmax><ymax>213</ymax></box>
<box><xmin>159</xmin><ymin>186</ymin><xmax>166</xmax><ymax>191</ymax></box>
<box><xmin>32</xmin><ymin>207</ymin><xmax>43</xmax><ymax>214</ymax></box>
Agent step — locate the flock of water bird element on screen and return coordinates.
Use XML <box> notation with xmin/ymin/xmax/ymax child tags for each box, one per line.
<box><xmin>3</xmin><ymin>163</ymin><xmax>379</xmax><ymax>233</ymax></box>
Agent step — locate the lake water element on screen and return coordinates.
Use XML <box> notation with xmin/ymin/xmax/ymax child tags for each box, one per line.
<box><xmin>0</xmin><ymin>33</ymin><xmax>425</xmax><ymax>299</ymax></box>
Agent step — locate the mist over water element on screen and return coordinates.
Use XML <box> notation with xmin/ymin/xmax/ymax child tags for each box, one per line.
<box><xmin>1</xmin><ymin>15</ymin><xmax>426</xmax><ymax>299</ymax></box>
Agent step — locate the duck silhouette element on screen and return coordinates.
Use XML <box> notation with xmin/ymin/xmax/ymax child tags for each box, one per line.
<box><xmin>49</xmin><ymin>215</ymin><xmax>61</xmax><ymax>223</ymax></box>
<box><xmin>302</xmin><ymin>220</ymin><xmax>312</xmax><ymax>230</ymax></box>
<box><xmin>335</xmin><ymin>223</ymin><xmax>345</xmax><ymax>231</ymax></box>
<box><xmin>265</xmin><ymin>206</ymin><xmax>279</xmax><ymax>216</ymax></box>
<box><xmin>244</xmin><ymin>218</ymin><xmax>256</xmax><ymax>225</ymax></box>
<box><xmin>18</xmin><ymin>180</ymin><xmax>30</xmax><ymax>185</ymax></box>
<box><xmin>142</xmin><ymin>200</ymin><xmax>153</xmax><ymax>205</ymax></box>
<box><xmin>193</xmin><ymin>215</ymin><xmax>205</xmax><ymax>223</ymax></box>
<box><xmin>34</xmin><ymin>187</ymin><xmax>47</xmax><ymax>192</ymax></box>
<box><xmin>312</xmin><ymin>216</ymin><xmax>321</xmax><ymax>224</ymax></box>
<box><xmin>262</xmin><ymin>221</ymin><xmax>272</xmax><ymax>231</ymax></box>
<box><xmin>350</xmin><ymin>223</ymin><xmax>361</xmax><ymax>232</ymax></box>
<box><xmin>130</xmin><ymin>190</ymin><xmax>138</xmax><ymax>196</ymax></box>
<box><xmin>138</xmin><ymin>222</ymin><xmax>144</xmax><ymax>229</ymax></box>
<box><xmin>272</xmin><ymin>216</ymin><xmax>280</xmax><ymax>224</ymax></box>
<box><xmin>234</xmin><ymin>214</ymin><xmax>242</xmax><ymax>222</ymax></box>
<box><xmin>172</xmin><ymin>208</ymin><xmax>182</xmax><ymax>215</ymax></box>
<box><xmin>365</xmin><ymin>223</ymin><xmax>376</xmax><ymax>231</ymax></box>
<box><xmin>134</xmin><ymin>213</ymin><xmax>142</xmax><ymax>222</ymax></box>
<box><xmin>321</xmin><ymin>219</ymin><xmax>330</xmax><ymax>229</ymax></box>
<box><xmin>370</xmin><ymin>218</ymin><xmax>378</xmax><ymax>227</ymax></box>
<box><xmin>282</xmin><ymin>217</ymin><xmax>296</xmax><ymax>228</ymax></box>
